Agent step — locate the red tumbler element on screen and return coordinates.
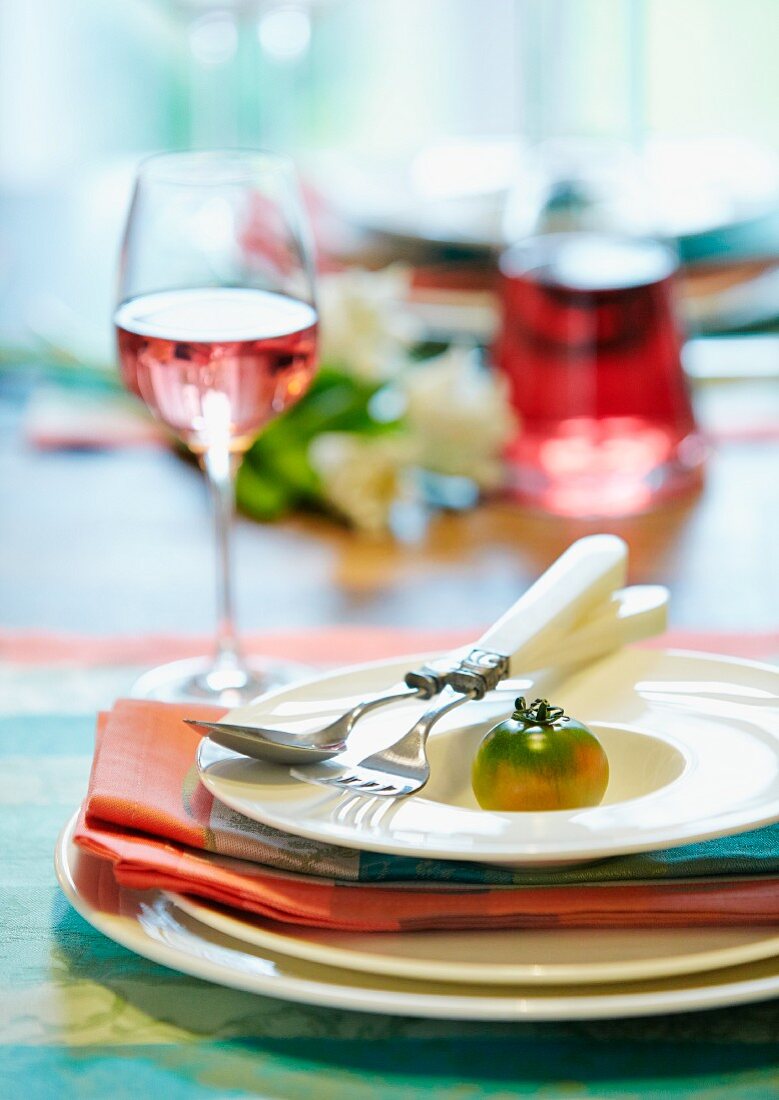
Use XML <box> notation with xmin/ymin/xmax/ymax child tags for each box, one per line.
<box><xmin>495</xmin><ymin>232</ymin><xmax>706</xmax><ymax>517</ymax></box>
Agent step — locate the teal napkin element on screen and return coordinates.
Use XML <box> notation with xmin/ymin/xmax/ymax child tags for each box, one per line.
<box><xmin>358</xmin><ymin>825</ymin><xmax>779</xmax><ymax>885</ymax></box>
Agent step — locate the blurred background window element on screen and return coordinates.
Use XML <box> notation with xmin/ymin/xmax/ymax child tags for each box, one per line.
<box><xmin>2</xmin><ymin>0</ymin><xmax>777</xmax><ymax>166</ymax></box>
<box><xmin>1</xmin><ymin>0</ymin><xmax>778</xmax><ymax>353</ymax></box>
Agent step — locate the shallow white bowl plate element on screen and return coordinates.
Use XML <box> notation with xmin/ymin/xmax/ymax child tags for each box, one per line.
<box><xmin>197</xmin><ymin>649</ymin><xmax>779</xmax><ymax>866</ymax></box>
<box><xmin>168</xmin><ymin>889</ymin><xmax>779</xmax><ymax>987</ymax></box>
<box><xmin>56</xmin><ymin>814</ymin><xmax>779</xmax><ymax>1020</ymax></box>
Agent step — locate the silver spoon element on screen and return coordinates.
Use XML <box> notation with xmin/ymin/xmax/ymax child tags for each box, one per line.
<box><xmin>185</xmin><ymin>664</ymin><xmax>447</xmax><ymax>764</ymax></box>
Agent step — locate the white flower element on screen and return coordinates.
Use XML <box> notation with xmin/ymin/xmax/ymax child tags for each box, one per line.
<box><xmin>401</xmin><ymin>346</ymin><xmax>518</xmax><ymax>489</ymax></box>
<box><xmin>309</xmin><ymin>432</ymin><xmax>415</xmax><ymax>536</ymax></box>
<box><xmin>317</xmin><ymin>265</ymin><xmax>419</xmax><ymax>381</ymax></box>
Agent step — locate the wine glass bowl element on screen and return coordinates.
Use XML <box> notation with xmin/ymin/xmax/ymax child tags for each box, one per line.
<box><xmin>115</xmin><ymin>151</ymin><xmax>318</xmax><ymax>704</ymax></box>
<box><xmin>115</xmin><ymin>287</ymin><xmax>317</xmax><ymax>455</ymax></box>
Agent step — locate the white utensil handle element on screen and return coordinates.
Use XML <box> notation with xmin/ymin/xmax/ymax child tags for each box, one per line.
<box><xmin>475</xmin><ymin>535</ymin><xmax>628</xmax><ymax>675</ymax></box>
<box><xmin>526</xmin><ymin>585</ymin><xmax>668</xmax><ymax>671</ymax></box>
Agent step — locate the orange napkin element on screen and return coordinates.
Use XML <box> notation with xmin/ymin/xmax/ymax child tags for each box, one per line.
<box><xmin>74</xmin><ymin>699</ymin><xmax>779</xmax><ymax>933</ymax></box>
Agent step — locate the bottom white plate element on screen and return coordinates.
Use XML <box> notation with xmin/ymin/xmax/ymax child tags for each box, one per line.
<box><xmin>56</xmin><ymin>812</ymin><xmax>779</xmax><ymax>1021</ymax></box>
<box><xmin>168</xmin><ymin>890</ymin><xmax>779</xmax><ymax>987</ymax></box>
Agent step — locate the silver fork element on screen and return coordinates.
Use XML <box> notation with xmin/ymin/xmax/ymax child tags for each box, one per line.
<box><xmin>289</xmin><ymin>535</ymin><xmax>637</xmax><ymax>799</ymax></box>
<box><xmin>292</xmin><ymin>686</ymin><xmax>477</xmax><ymax>797</ymax></box>
<box><xmin>290</xmin><ymin>651</ymin><xmax>504</xmax><ymax>797</ymax></box>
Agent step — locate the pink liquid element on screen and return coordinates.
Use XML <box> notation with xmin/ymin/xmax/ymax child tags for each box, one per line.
<box><xmin>115</xmin><ymin>288</ymin><xmax>318</xmax><ymax>452</ymax></box>
<box><xmin>495</xmin><ymin>234</ymin><xmax>705</xmax><ymax>516</ymax></box>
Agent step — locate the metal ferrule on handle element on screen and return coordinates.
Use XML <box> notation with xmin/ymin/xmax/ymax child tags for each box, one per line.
<box><xmin>403</xmin><ymin>664</ymin><xmax>448</xmax><ymax>698</ymax></box>
<box><xmin>441</xmin><ymin>649</ymin><xmax>510</xmax><ymax>698</ymax></box>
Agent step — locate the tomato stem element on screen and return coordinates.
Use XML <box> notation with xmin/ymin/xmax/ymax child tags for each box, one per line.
<box><xmin>511</xmin><ymin>697</ymin><xmax>567</xmax><ymax>724</ymax></box>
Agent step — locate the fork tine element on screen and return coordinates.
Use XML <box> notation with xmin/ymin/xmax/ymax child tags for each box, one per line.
<box><xmin>290</xmin><ymin>686</ymin><xmax>471</xmax><ymax>798</ymax></box>
<box><xmin>323</xmin><ymin>773</ymin><xmax>403</xmax><ymax>795</ymax></box>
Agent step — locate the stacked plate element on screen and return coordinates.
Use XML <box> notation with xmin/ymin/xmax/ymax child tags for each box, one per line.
<box><xmin>57</xmin><ymin>645</ymin><xmax>779</xmax><ymax>1020</ymax></box>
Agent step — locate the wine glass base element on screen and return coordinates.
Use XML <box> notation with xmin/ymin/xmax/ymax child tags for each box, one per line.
<box><xmin>129</xmin><ymin>655</ymin><xmax>310</xmax><ymax>707</ymax></box>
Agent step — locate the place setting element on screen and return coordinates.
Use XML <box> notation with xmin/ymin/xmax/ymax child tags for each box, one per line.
<box><xmin>6</xmin><ymin>3</ymin><xmax>779</xmax><ymax>1094</ymax></box>
<box><xmin>55</xmin><ymin>533</ymin><xmax>779</xmax><ymax>1022</ymax></box>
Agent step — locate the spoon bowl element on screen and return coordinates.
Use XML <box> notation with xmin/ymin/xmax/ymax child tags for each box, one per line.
<box><xmin>184</xmin><ymin>719</ymin><xmax>349</xmax><ymax>764</ymax></box>
<box><xmin>185</xmin><ymin>681</ymin><xmax>426</xmax><ymax>764</ymax></box>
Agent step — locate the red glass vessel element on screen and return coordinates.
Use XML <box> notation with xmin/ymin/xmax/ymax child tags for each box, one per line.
<box><xmin>496</xmin><ymin>233</ymin><xmax>706</xmax><ymax>516</ymax></box>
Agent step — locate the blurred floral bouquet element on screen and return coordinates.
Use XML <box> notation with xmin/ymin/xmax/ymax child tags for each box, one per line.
<box><xmin>3</xmin><ymin>265</ymin><xmax>517</xmax><ymax>536</ymax></box>
<box><xmin>237</xmin><ymin>266</ymin><xmax>517</xmax><ymax>536</ymax></box>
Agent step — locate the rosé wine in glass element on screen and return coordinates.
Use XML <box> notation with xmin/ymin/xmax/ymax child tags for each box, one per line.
<box><xmin>115</xmin><ymin>287</ymin><xmax>317</xmax><ymax>453</ymax></box>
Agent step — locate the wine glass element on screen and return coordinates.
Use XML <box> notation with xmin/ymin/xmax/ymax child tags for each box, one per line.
<box><xmin>115</xmin><ymin>150</ymin><xmax>318</xmax><ymax>704</ymax></box>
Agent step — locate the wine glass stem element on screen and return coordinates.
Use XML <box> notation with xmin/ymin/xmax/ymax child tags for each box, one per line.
<box><xmin>202</xmin><ymin>445</ymin><xmax>242</xmax><ymax>669</ymax></box>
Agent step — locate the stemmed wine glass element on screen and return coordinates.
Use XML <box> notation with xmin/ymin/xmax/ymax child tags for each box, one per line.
<box><xmin>115</xmin><ymin>150</ymin><xmax>318</xmax><ymax>704</ymax></box>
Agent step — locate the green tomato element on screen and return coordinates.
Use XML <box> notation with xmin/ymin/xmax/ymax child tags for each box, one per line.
<box><xmin>472</xmin><ymin>698</ymin><xmax>609</xmax><ymax>811</ymax></box>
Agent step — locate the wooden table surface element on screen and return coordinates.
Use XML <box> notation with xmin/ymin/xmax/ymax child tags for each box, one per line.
<box><xmin>1</xmin><ymin>375</ymin><xmax>777</xmax><ymax>639</ymax></box>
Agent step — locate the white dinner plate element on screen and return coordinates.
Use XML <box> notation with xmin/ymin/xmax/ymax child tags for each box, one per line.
<box><xmin>56</xmin><ymin>812</ymin><xmax>779</xmax><ymax>1020</ymax></box>
<box><xmin>168</xmin><ymin>889</ymin><xmax>779</xmax><ymax>987</ymax></box>
<box><xmin>197</xmin><ymin>649</ymin><xmax>779</xmax><ymax>867</ymax></box>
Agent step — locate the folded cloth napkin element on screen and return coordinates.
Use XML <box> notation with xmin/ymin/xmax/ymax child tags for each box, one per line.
<box><xmin>74</xmin><ymin>699</ymin><xmax>779</xmax><ymax>933</ymax></box>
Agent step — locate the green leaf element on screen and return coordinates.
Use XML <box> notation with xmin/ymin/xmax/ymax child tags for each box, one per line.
<box><xmin>238</xmin><ymin>363</ymin><xmax>407</xmax><ymax>523</ymax></box>
<box><xmin>235</xmin><ymin>461</ymin><xmax>293</xmax><ymax>522</ymax></box>
<box><xmin>262</xmin><ymin>441</ymin><xmax>321</xmax><ymax>499</ymax></box>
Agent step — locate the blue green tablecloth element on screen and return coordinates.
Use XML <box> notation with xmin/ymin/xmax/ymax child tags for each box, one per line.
<box><xmin>1</xmin><ymin>663</ymin><xmax>777</xmax><ymax>1099</ymax></box>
